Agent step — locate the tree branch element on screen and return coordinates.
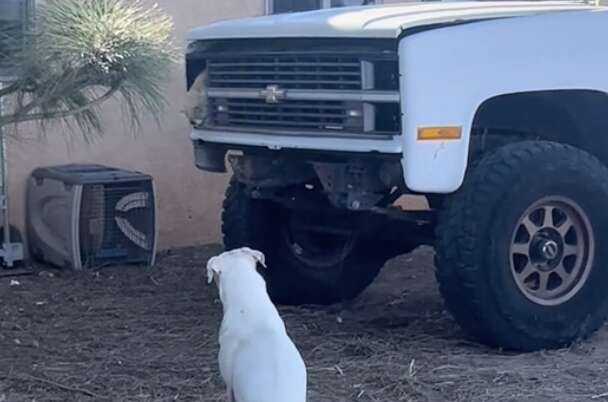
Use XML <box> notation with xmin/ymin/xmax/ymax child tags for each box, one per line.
<box><xmin>0</xmin><ymin>81</ymin><xmax>20</xmax><ymax>98</ymax></box>
<box><xmin>0</xmin><ymin>85</ymin><xmax>119</xmax><ymax>128</ymax></box>
<box><xmin>15</xmin><ymin>68</ymin><xmax>87</xmax><ymax>117</ymax></box>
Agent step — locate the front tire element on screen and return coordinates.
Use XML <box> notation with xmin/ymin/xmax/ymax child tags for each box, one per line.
<box><xmin>222</xmin><ymin>179</ymin><xmax>388</xmax><ymax>305</ymax></box>
<box><xmin>436</xmin><ymin>141</ymin><xmax>608</xmax><ymax>351</ymax></box>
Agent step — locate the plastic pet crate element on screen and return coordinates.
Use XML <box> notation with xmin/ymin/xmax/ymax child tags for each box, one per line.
<box><xmin>27</xmin><ymin>164</ymin><xmax>157</xmax><ymax>269</ymax></box>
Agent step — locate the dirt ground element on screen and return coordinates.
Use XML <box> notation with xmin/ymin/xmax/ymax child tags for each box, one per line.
<box><xmin>1</xmin><ymin>245</ymin><xmax>608</xmax><ymax>402</ymax></box>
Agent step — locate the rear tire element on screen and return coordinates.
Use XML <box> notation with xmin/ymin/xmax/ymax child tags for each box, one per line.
<box><xmin>435</xmin><ymin>141</ymin><xmax>608</xmax><ymax>351</ymax></box>
<box><xmin>222</xmin><ymin>179</ymin><xmax>388</xmax><ymax>305</ymax></box>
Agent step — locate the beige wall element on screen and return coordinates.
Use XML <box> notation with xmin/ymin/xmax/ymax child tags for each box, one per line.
<box><xmin>8</xmin><ymin>0</ymin><xmax>264</xmax><ymax>251</ymax></box>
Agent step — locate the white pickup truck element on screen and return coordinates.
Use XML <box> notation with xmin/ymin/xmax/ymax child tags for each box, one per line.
<box><xmin>186</xmin><ymin>1</ymin><xmax>608</xmax><ymax>351</ymax></box>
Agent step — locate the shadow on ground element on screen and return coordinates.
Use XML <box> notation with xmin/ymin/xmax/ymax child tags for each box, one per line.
<box><xmin>0</xmin><ymin>245</ymin><xmax>607</xmax><ymax>401</ymax></box>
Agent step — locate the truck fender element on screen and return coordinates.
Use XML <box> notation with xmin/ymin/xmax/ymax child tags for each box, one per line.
<box><xmin>398</xmin><ymin>10</ymin><xmax>608</xmax><ymax>193</ymax></box>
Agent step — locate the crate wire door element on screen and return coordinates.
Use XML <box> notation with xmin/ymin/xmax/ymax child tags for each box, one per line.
<box><xmin>79</xmin><ymin>182</ymin><xmax>156</xmax><ymax>268</ymax></box>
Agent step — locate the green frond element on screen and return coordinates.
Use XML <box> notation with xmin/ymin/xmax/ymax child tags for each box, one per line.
<box><xmin>0</xmin><ymin>0</ymin><xmax>176</xmax><ymax>138</ymax></box>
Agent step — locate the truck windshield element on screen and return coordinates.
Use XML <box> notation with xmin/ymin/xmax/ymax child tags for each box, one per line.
<box><xmin>272</xmin><ymin>0</ymin><xmax>377</xmax><ymax>14</ymax></box>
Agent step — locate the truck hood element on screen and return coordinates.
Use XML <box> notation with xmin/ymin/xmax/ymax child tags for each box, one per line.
<box><xmin>187</xmin><ymin>1</ymin><xmax>594</xmax><ymax>40</ymax></box>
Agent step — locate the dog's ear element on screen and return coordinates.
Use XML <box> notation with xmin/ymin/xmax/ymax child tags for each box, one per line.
<box><xmin>243</xmin><ymin>248</ymin><xmax>266</xmax><ymax>268</ymax></box>
<box><xmin>206</xmin><ymin>257</ymin><xmax>221</xmax><ymax>285</ymax></box>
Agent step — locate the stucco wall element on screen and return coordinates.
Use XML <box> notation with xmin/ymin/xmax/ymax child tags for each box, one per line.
<box><xmin>7</xmin><ymin>0</ymin><xmax>265</xmax><ymax>251</ymax></box>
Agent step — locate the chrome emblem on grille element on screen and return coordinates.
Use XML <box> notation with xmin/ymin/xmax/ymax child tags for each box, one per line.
<box><xmin>260</xmin><ymin>85</ymin><xmax>286</xmax><ymax>104</ymax></box>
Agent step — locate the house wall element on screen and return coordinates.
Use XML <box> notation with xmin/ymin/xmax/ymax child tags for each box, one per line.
<box><xmin>8</xmin><ymin>0</ymin><xmax>265</xmax><ymax>251</ymax></box>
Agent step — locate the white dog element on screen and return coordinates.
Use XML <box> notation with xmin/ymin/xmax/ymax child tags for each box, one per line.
<box><xmin>207</xmin><ymin>248</ymin><xmax>307</xmax><ymax>402</ymax></box>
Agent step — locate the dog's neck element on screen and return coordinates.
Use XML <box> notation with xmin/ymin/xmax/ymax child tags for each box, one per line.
<box><xmin>218</xmin><ymin>269</ymin><xmax>284</xmax><ymax>334</ymax></box>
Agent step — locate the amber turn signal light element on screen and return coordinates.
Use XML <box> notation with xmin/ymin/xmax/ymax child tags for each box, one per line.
<box><xmin>417</xmin><ymin>126</ymin><xmax>462</xmax><ymax>141</ymax></box>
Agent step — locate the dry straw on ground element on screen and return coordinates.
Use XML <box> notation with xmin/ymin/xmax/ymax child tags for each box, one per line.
<box><xmin>1</xmin><ymin>245</ymin><xmax>607</xmax><ymax>401</ymax></box>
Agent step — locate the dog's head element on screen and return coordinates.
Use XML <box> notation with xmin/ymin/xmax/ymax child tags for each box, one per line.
<box><xmin>206</xmin><ymin>247</ymin><xmax>266</xmax><ymax>287</ymax></box>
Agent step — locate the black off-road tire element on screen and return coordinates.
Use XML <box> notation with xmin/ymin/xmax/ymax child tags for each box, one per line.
<box><xmin>222</xmin><ymin>179</ymin><xmax>388</xmax><ymax>305</ymax></box>
<box><xmin>436</xmin><ymin>141</ymin><xmax>608</xmax><ymax>351</ymax></box>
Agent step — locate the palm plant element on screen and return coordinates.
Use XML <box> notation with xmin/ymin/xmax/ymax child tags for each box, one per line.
<box><xmin>0</xmin><ymin>0</ymin><xmax>175</xmax><ymax>137</ymax></box>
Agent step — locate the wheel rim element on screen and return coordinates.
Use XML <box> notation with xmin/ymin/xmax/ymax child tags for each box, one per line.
<box><xmin>281</xmin><ymin>213</ymin><xmax>357</xmax><ymax>269</ymax></box>
<box><xmin>510</xmin><ymin>196</ymin><xmax>594</xmax><ymax>306</ymax></box>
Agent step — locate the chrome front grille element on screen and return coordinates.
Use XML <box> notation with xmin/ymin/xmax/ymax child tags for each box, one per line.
<box><xmin>209</xmin><ymin>98</ymin><xmax>365</xmax><ymax>132</ymax></box>
<box><xmin>187</xmin><ymin>39</ymin><xmax>401</xmax><ymax>137</ymax></box>
<box><xmin>207</xmin><ymin>55</ymin><xmax>364</xmax><ymax>90</ymax></box>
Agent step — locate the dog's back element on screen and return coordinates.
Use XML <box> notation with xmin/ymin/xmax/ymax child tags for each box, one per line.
<box><xmin>231</xmin><ymin>329</ymin><xmax>307</xmax><ymax>402</ymax></box>
<box><xmin>220</xmin><ymin>285</ymin><xmax>307</xmax><ymax>402</ymax></box>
